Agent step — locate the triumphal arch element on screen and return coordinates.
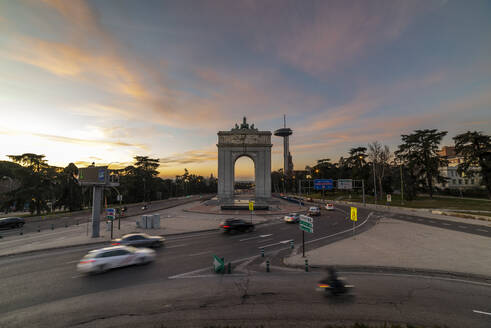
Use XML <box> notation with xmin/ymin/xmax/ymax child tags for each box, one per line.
<box><xmin>217</xmin><ymin>117</ymin><xmax>272</xmax><ymax>209</ymax></box>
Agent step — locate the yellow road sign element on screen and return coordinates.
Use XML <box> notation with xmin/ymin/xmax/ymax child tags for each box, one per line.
<box><xmin>249</xmin><ymin>201</ymin><xmax>254</xmax><ymax>211</ymax></box>
<box><xmin>350</xmin><ymin>207</ymin><xmax>357</xmax><ymax>221</ymax></box>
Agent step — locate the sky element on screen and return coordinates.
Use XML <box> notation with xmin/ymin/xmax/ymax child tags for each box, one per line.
<box><xmin>0</xmin><ymin>0</ymin><xmax>490</xmax><ymax>180</ymax></box>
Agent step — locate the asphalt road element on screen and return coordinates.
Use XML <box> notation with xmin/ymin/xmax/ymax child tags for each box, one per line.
<box><xmin>0</xmin><ymin>203</ymin><xmax>490</xmax><ymax>327</ymax></box>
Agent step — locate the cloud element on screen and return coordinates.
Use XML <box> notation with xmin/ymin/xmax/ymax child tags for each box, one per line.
<box><xmin>1</xmin><ymin>128</ymin><xmax>147</xmax><ymax>149</ymax></box>
<box><xmin>247</xmin><ymin>0</ymin><xmax>437</xmax><ymax>76</ymax></box>
<box><xmin>158</xmin><ymin>148</ymin><xmax>218</xmax><ymax>167</ymax></box>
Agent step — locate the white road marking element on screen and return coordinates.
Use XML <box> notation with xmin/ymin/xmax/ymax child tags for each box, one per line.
<box><xmin>165</xmin><ymin>231</ymin><xmax>218</xmax><ymax>242</ymax></box>
<box><xmin>258</xmin><ymin>239</ymin><xmax>293</xmax><ymax>249</ymax></box>
<box><xmin>473</xmin><ymin>310</ymin><xmax>491</xmax><ymax>316</ymax></box>
<box><xmin>166</xmin><ymin>243</ymin><xmax>189</xmax><ymax>249</ymax></box>
<box><xmin>187</xmin><ymin>251</ymin><xmax>211</xmax><ymax>257</ymax></box>
<box><xmin>442</xmin><ymin>223</ymin><xmax>451</xmax><ymax>226</ymax></box>
<box><xmin>257</xmin><ymin>238</ymin><xmax>273</xmax><ymax>244</ymax></box>
<box><xmin>458</xmin><ymin>225</ymin><xmax>467</xmax><ymax>229</ymax></box>
<box><xmin>477</xmin><ymin>228</ymin><xmax>488</xmax><ymax>232</ymax></box>
<box><xmin>66</xmin><ymin>260</ymin><xmax>80</xmax><ymax>264</ymax></box>
<box><xmin>71</xmin><ymin>275</ymin><xmax>84</xmax><ymax>279</ymax></box>
<box><xmin>239</xmin><ymin>234</ymin><xmax>272</xmax><ymax>242</ymax></box>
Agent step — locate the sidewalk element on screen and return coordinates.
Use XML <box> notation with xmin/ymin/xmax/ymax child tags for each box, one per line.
<box><xmin>0</xmin><ymin>200</ymin><xmax>273</xmax><ymax>257</ymax></box>
<box><xmin>285</xmin><ymin>217</ymin><xmax>491</xmax><ymax>277</ymax></box>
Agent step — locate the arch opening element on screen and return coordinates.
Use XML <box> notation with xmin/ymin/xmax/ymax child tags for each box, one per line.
<box><xmin>234</xmin><ymin>155</ymin><xmax>255</xmax><ymax>198</ymax></box>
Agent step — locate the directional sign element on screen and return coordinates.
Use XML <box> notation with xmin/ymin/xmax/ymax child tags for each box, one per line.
<box><xmin>299</xmin><ymin>215</ymin><xmax>314</xmax><ymax>233</ymax></box>
<box><xmin>213</xmin><ymin>255</ymin><xmax>224</xmax><ymax>273</ymax></box>
<box><xmin>338</xmin><ymin>179</ymin><xmax>353</xmax><ymax>190</ymax></box>
<box><xmin>106</xmin><ymin>208</ymin><xmax>116</xmax><ymax>220</ymax></box>
<box><xmin>314</xmin><ymin>179</ymin><xmax>333</xmax><ymax>191</ymax></box>
<box><xmin>350</xmin><ymin>207</ymin><xmax>358</xmax><ymax>222</ymax></box>
<box><xmin>249</xmin><ymin>201</ymin><xmax>254</xmax><ymax>211</ymax></box>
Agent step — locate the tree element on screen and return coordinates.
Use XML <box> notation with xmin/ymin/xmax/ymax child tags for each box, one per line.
<box><xmin>368</xmin><ymin>141</ymin><xmax>391</xmax><ymax>200</ymax></box>
<box><xmin>454</xmin><ymin>131</ymin><xmax>491</xmax><ymax>198</ymax></box>
<box><xmin>134</xmin><ymin>156</ymin><xmax>160</xmax><ymax>202</ymax></box>
<box><xmin>54</xmin><ymin>163</ymin><xmax>82</xmax><ymax>211</ymax></box>
<box><xmin>395</xmin><ymin>129</ymin><xmax>448</xmax><ymax>198</ymax></box>
<box><xmin>7</xmin><ymin>153</ymin><xmax>56</xmax><ymax>215</ymax></box>
<box><xmin>345</xmin><ymin>147</ymin><xmax>368</xmax><ymax>180</ymax></box>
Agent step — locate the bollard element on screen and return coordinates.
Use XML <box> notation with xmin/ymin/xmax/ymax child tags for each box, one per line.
<box><xmin>260</xmin><ymin>248</ymin><xmax>265</xmax><ymax>257</ymax></box>
<box><xmin>76</xmin><ymin>220</ymin><xmax>79</xmax><ymax>226</ymax></box>
<box><xmin>266</xmin><ymin>259</ymin><xmax>270</xmax><ymax>272</ymax></box>
<box><xmin>37</xmin><ymin>225</ymin><xmax>41</xmax><ymax>232</ymax></box>
<box><xmin>65</xmin><ymin>222</ymin><xmax>68</xmax><ymax>228</ymax></box>
<box><xmin>51</xmin><ymin>224</ymin><xmax>54</xmax><ymax>230</ymax></box>
<box><xmin>227</xmin><ymin>262</ymin><xmax>232</xmax><ymax>274</ymax></box>
<box><xmin>305</xmin><ymin>259</ymin><xmax>309</xmax><ymax>272</ymax></box>
<box><xmin>20</xmin><ymin>229</ymin><xmax>23</xmax><ymax>235</ymax></box>
<box><xmin>290</xmin><ymin>240</ymin><xmax>294</xmax><ymax>249</ymax></box>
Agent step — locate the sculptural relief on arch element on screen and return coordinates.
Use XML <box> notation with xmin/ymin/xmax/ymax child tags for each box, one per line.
<box><xmin>217</xmin><ymin>117</ymin><xmax>272</xmax><ymax>209</ymax></box>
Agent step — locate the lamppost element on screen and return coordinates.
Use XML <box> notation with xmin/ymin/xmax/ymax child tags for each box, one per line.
<box><xmin>372</xmin><ymin>161</ymin><xmax>377</xmax><ymax>204</ymax></box>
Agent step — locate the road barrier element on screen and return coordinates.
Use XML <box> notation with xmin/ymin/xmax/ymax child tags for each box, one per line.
<box><xmin>290</xmin><ymin>240</ymin><xmax>294</xmax><ymax>249</ymax></box>
<box><xmin>266</xmin><ymin>259</ymin><xmax>270</xmax><ymax>272</ymax></box>
<box><xmin>260</xmin><ymin>247</ymin><xmax>265</xmax><ymax>257</ymax></box>
<box><xmin>305</xmin><ymin>259</ymin><xmax>309</xmax><ymax>272</ymax></box>
<box><xmin>37</xmin><ymin>225</ymin><xmax>41</xmax><ymax>232</ymax></box>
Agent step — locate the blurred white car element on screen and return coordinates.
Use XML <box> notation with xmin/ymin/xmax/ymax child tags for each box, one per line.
<box><xmin>77</xmin><ymin>245</ymin><xmax>155</xmax><ymax>274</ymax></box>
<box><xmin>283</xmin><ymin>213</ymin><xmax>300</xmax><ymax>223</ymax></box>
<box><xmin>308</xmin><ymin>206</ymin><xmax>321</xmax><ymax>216</ymax></box>
<box><xmin>325</xmin><ymin>203</ymin><xmax>334</xmax><ymax>211</ymax></box>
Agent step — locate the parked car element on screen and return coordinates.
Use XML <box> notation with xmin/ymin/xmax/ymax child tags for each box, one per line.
<box><xmin>283</xmin><ymin>213</ymin><xmax>300</xmax><ymax>223</ymax></box>
<box><xmin>0</xmin><ymin>217</ymin><xmax>25</xmax><ymax>230</ymax></box>
<box><xmin>111</xmin><ymin>233</ymin><xmax>165</xmax><ymax>248</ymax></box>
<box><xmin>325</xmin><ymin>203</ymin><xmax>334</xmax><ymax>211</ymax></box>
<box><xmin>77</xmin><ymin>245</ymin><xmax>155</xmax><ymax>274</ymax></box>
<box><xmin>220</xmin><ymin>218</ymin><xmax>255</xmax><ymax>234</ymax></box>
<box><xmin>308</xmin><ymin>206</ymin><xmax>321</xmax><ymax>216</ymax></box>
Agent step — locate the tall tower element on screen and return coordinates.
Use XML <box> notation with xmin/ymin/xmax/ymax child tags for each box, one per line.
<box><xmin>274</xmin><ymin>115</ymin><xmax>293</xmax><ymax>175</ymax></box>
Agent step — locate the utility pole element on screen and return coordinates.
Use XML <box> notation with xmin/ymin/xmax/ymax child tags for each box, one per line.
<box><xmin>362</xmin><ymin>179</ymin><xmax>366</xmax><ymax>206</ymax></box>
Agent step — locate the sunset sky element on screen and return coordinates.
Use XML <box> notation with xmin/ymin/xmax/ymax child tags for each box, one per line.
<box><xmin>1</xmin><ymin>0</ymin><xmax>490</xmax><ymax>180</ymax></box>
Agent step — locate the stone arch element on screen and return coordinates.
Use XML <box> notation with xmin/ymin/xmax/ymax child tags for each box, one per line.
<box><xmin>217</xmin><ymin>118</ymin><xmax>272</xmax><ymax>207</ymax></box>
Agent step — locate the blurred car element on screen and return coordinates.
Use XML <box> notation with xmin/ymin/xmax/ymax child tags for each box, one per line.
<box><xmin>0</xmin><ymin>217</ymin><xmax>25</xmax><ymax>230</ymax></box>
<box><xmin>77</xmin><ymin>245</ymin><xmax>155</xmax><ymax>274</ymax></box>
<box><xmin>220</xmin><ymin>218</ymin><xmax>255</xmax><ymax>233</ymax></box>
<box><xmin>111</xmin><ymin>233</ymin><xmax>165</xmax><ymax>248</ymax></box>
<box><xmin>308</xmin><ymin>206</ymin><xmax>321</xmax><ymax>216</ymax></box>
<box><xmin>325</xmin><ymin>203</ymin><xmax>334</xmax><ymax>211</ymax></box>
<box><xmin>283</xmin><ymin>213</ymin><xmax>300</xmax><ymax>223</ymax></box>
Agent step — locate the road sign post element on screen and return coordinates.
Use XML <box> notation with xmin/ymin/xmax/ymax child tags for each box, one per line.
<box><xmin>299</xmin><ymin>215</ymin><xmax>314</xmax><ymax>257</ymax></box>
<box><xmin>350</xmin><ymin>207</ymin><xmax>358</xmax><ymax>236</ymax></box>
<box><xmin>106</xmin><ymin>208</ymin><xmax>116</xmax><ymax>239</ymax></box>
<box><xmin>249</xmin><ymin>201</ymin><xmax>254</xmax><ymax>224</ymax></box>
<box><xmin>213</xmin><ymin>255</ymin><xmax>225</xmax><ymax>273</ymax></box>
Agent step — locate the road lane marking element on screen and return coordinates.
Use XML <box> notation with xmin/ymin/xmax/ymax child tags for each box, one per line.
<box><xmin>66</xmin><ymin>260</ymin><xmax>80</xmax><ymax>264</ymax></box>
<box><xmin>187</xmin><ymin>251</ymin><xmax>211</xmax><ymax>257</ymax></box>
<box><xmin>477</xmin><ymin>228</ymin><xmax>488</xmax><ymax>232</ymax></box>
<box><xmin>256</xmin><ymin>238</ymin><xmax>273</xmax><ymax>244</ymax></box>
<box><xmin>442</xmin><ymin>223</ymin><xmax>451</xmax><ymax>226</ymax></box>
<box><xmin>166</xmin><ymin>243</ymin><xmax>189</xmax><ymax>249</ymax></box>
<box><xmin>239</xmin><ymin>234</ymin><xmax>272</xmax><ymax>242</ymax></box>
<box><xmin>473</xmin><ymin>310</ymin><xmax>491</xmax><ymax>316</ymax></box>
<box><xmin>258</xmin><ymin>239</ymin><xmax>293</xmax><ymax>249</ymax></box>
<box><xmin>458</xmin><ymin>226</ymin><xmax>467</xmax><ymax>229</ymax></box>
<box><xmin>71</xmin><ymin>275</ymin><xmax>84</xmax><ymax>279</ymax></box>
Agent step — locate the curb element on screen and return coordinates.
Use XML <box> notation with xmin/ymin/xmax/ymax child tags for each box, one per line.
<box><xmin>283</xmin><ymin>263</ymin><xmax>491</xmax><ymax>282</ymax></box>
